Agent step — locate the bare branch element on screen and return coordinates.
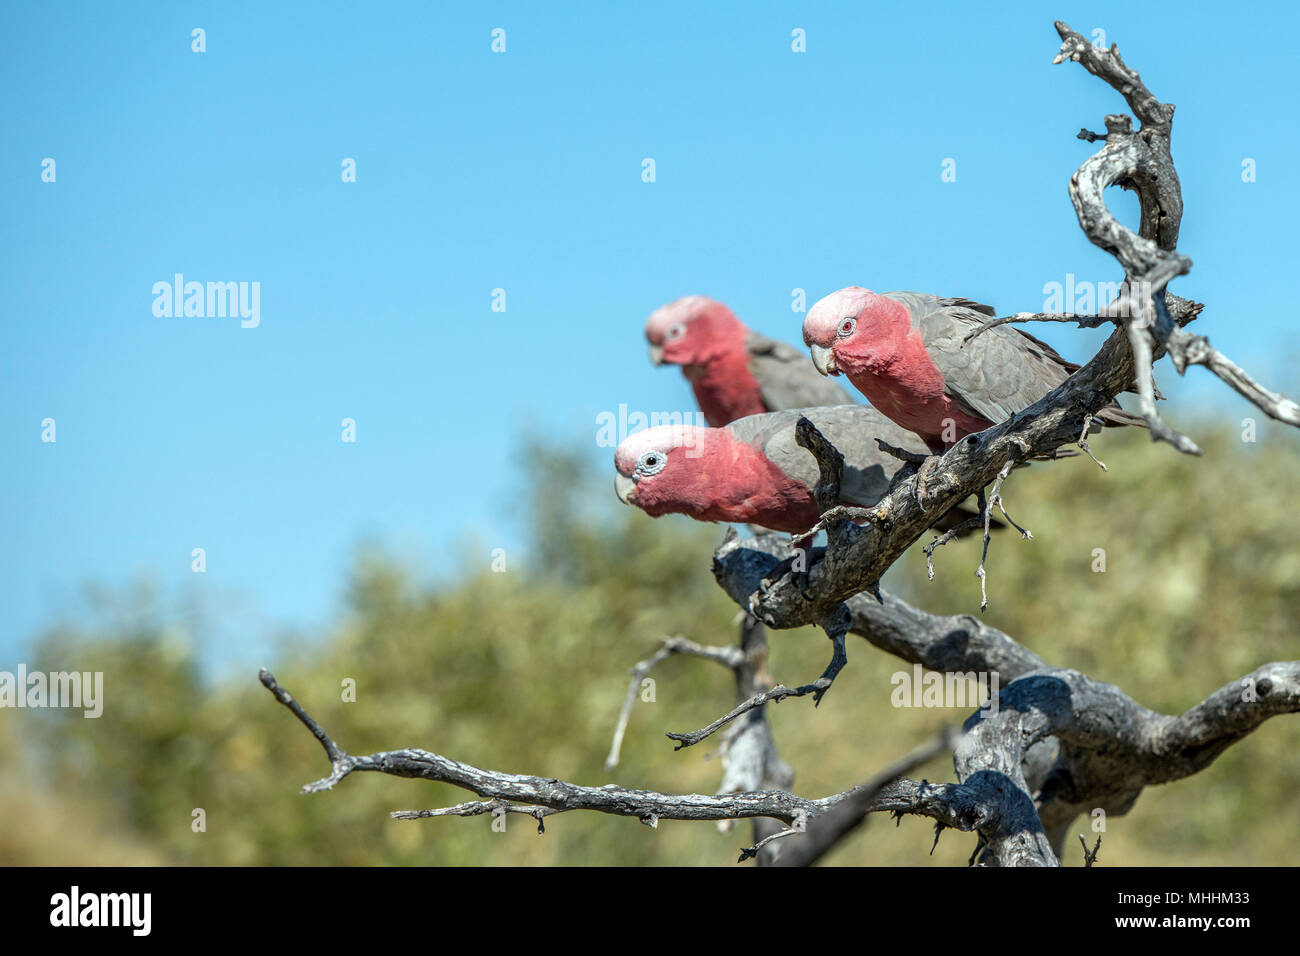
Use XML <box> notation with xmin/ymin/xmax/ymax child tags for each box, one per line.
<box><xmin>1054</xmin><ymin>20</ymin><xmax>1300</xmax><ymax>440</ymax></box>
<box><xmin>765</xmin><ymin>726</ymin><xmax>960</xmax><ymax>866</ymax></box>
<box><xmin>713</xmin><ymin>615</ymin><xmax>795</xmax><ymax>862</ymax></box>
<box><xmin>393</xmin><ymin>799</ymin><xmax>556</xmax><ymax>835</ymax></box>
<box><xmin>260</xmin><ymin>668</ymin><xmax>823</xmax><ymax>825</ymax></box>
<box><xmin>1127</xmin><ymin>315</ymin><xmax>1201</xmax><ymax>454</ymax></box>
<box><xmin>974</xmin><ymin>456</ymin><xmax>1032</xmax><ymax>610</ymax></box>
<box><xmin>961</xmin><ymin>293</ymin><xmax>1202</xmax><ymax>345</ymax></box>
<box><xmin>1079</xmin><ymin>833</ymin><xmax>1102</xmax><ymax>867</ymax></box>
<box><xmin>1076</xmin><ymin>412</ymin><xmax>1107</xmax><ymax>470</ymax></box>
<box><xmin>1170</xmin><ymin>329</ymin><xmax>1300</xmax><ymax>426</ymax></box>
<box><xmin>665</xmin><ymin>671</ymin><xmax>832</xmax><ymax>751</ymax></box>
<box><xmin>262</xmin><ymin>641</ymin><xmax>1300</xmax><ymax>866</ymax></box>
<box><xmin>604</xmin><ymin>618</ymin><xmax>798</xmax><ymax>860</ymax></box>
<box><xmin>714</xmin><ymin>532</ymin><xmax>1049</xmax><ymax>679</ymax></box>
<box><xmin>794</xmin><ymin>415</ymin><xmax>844</xmax><ymax>515</ymax></box>
<box><xmin>260</xmin><ymin>668</ymin><xmax>995</xmax><ymax>857</ymax></box>
<box><xmin>710</xmin><ymin>535</ymin><xmax>1300</xmax><ymax>865</ymax></box>
<box><xmin>604</xmin><ymin>635</ymin><xmax>742</xmax><ymax>771</ymax></box>
<box><xmin>736</xmin><ymin>826</ymin><xmax>800</xmax><ymax>863</ymax></box>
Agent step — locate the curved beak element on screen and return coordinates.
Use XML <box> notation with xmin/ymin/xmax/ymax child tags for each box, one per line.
<box><xmin>615</xmin><ymin>472</ymin><xmax>637</xmax><ymax>505</ymax></box>
<box><xmin>809</xmin><ymin>344</ymin><xmax>837</xmax><ymax>376</ymax></box>
<box><xmin>648</xmin><ymin>344</ymin><xmax>664</xmax><ymax>366</ymax></box>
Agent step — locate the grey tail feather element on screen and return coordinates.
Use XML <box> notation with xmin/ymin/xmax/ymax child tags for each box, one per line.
<box><xmin>1095</xmin><ymin>402</ymin><xmax>1148</xmax><ymax>429</ymax></box>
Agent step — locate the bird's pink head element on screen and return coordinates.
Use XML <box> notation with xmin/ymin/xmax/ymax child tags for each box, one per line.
<box><xmin>613</xmin><ymin>424</ymin><xmax>721</xmax><ymax>516</ymax></box>
<box><xmin>802</xmin><ymin>287</ymin><xmax>909</xmax><ymax>377</ymax></box>
<box><xmin>645</xmin><ymin>296</ymin><xmax>746</xmax><ymax>367</ymax></box>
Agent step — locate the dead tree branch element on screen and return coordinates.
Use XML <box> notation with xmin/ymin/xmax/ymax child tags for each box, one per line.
<box><xmin>600</xmin><ymin>618</ymin><xmax>798</xmax><ymax>861</ymax></box>
<box><xmin>261</xmin><ymin>642</ymin><xmax>1300</xmax><ymax>866</ymax></box>
<box><xmin>762</xmin><ymin>726</ymin><xmax>959</xmax><ymax>866</ymax></box>
<box><xmin>604</xmin><ymin>635</ymin><xmax>742</xmax><ymax>772</ymax></box>
<box><xmin>260</xmin><ymin>668</ymin><xmax>976</xmax><ymax>846</ymax></box>
<box><xmin>713</xmin><ymin>534</ymin><xmax>1300</xmax><ymax>865</ymax></box>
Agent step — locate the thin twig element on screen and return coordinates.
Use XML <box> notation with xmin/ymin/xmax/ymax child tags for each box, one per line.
<box><xmin>1078</xmin><ymin>833</ymin><xmax>1102</xmax><ymax>867</ymax></box>
<box><xmin>1077</xmin><ymin>412</ymin><xmax>1107</xmax><ymax>470</ymax></box>
<box><xmin>605</xmin><ymin>636</ymin><xmax>742</xmax><ymax>771</ymax></box>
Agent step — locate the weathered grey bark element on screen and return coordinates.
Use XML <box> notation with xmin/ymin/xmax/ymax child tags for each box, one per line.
<box><xmin>259</xmin><ymin>668</ymin><xmax>956</xmax><ymax>836</ymax></box>
<box><xmin>709</xmin><ymin>616</ymin><xmax>796</xmax><ymax>865</ymax></box>
<box><xmin>710</xmin><ymin>534</ymin><xmax>1300</xmax><ymax>865</ymax></box>
<box><xmin>261</xmin><ymin>614</ymin><xmax>1300</xmax><ymax>866</ymax></box>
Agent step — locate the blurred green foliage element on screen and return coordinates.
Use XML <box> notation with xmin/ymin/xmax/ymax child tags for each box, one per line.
<box><xmin>2</xmin><ymin>422</ymin><xmax>1297</xmax><ymax>865</ymax></box>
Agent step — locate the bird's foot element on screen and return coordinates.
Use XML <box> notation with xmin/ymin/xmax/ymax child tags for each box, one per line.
<box><xmin>759</xmin><ymin>551</ymin><xmax>815</xmax><ymax>600</ymax></box>
<box><xmin>912</xmin><ymin>454</ymin><xmax>942</xmax><ymax>511</ymax></box>
<box><xmin>810</xmin><ymin>630</ymin><xmax>848</xmax><ymax>706</ymax></box>
<box><xmin>875</xmin><ymin>441</ymin><xmax>940</xmax><ymax>506</ymax></box>
<box><xmin>874</xmin><ymin>438</ymin><xmax>931</xmax><ymax>467</ymax></box>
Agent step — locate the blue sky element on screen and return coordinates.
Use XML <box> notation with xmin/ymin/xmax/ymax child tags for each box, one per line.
<box><xmin>3</xmin><ymin>1</ymin><xmax>1298</xmax><ymax>675</ymax></box>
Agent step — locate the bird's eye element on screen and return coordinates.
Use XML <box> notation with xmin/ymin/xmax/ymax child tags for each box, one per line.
<box><xmin>637</xmin><ymin>451</ymin><xmax>667</xmax><ymax>476</ymax></box>
<box><xmin>665</xmin><ymin>324</ymin><xmax>686</xmax><ymax>341</ymax></box>
<box><xmin>838</xmin><ymin>317</ymin><xmax>856</xmax><ymax>338</ymax></box>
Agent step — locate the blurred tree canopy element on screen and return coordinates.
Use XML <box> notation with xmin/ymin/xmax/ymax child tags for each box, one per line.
<box><xmin>3</xmin><ymin>421</ymin><xmax>1297</xmax><ymax>865</ymax></box>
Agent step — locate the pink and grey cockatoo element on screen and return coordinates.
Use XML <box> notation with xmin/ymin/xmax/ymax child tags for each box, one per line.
<box><xmin>646</xmin><ymin>295</ymin><xmax>853</xmax><ymax>427</ymax></box>
<box><xmin>802</xmin><ymin>289</ymin><xmax>1143</xmax><ymax>453</ymax></box>
<box><xmin>614</xmin><ymin>404</ymin><xmax>975</xmax><ymax>534</ymax></box>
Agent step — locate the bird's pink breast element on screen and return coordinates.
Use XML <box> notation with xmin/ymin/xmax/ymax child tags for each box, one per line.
<box><xmin>687</xmin><ymin>350</ymin><xmax>768</xmax><ymax>427</ymax></box>
<box><xmin>839</xmin><ymin>328</ymin><xmax>991</xmax><ymax>450</ymax></box>
<box><xmin>705</xmin><ymin>445</ymin><xmax>820</xmax><ymax>532</ymax></box>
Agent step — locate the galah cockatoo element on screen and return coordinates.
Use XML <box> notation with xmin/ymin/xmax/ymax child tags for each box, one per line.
<box><xmin>802</xmin><ymin>289</ymin><xmax>1143</xmax><ymax>453</ymax></box>
<box><xmin>613</xmin><ymin>405</ymin><xmax>975</xmax><ymax>534</ymax></box>
<box><xmin>646</xmin><ymin>295</ymin><xmax>853</xmax><ymax>427</ymax></box>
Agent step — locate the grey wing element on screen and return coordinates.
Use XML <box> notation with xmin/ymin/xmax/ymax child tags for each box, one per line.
<box><xmin>729</xmin><ymin>405</ymin><xmax>930</xmax><ymax>508</ymax></box>
<box><xmin>745</xmin><ymin>330</ymin><xmax>855</xmax><ymax>411</ymax></box>
<box><xmin>883</xmin><ymin>291</ymin><xmax>998</xmax><ymax>318</ymax></box>
<box><xmin>936</xmin><ymin>296</ymin><xmax>997</xmax><ymax>317</ymax></box>
<box><xmin>888</xmin><ymin>292</ymin><xmax>1072</xmax><ymax>426</ymax></box>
